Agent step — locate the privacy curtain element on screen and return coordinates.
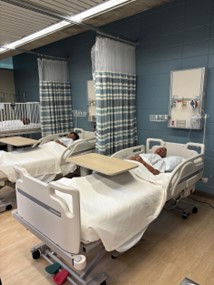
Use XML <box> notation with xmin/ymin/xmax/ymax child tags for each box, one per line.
<box><xmin>37</xmin><ymin>58</ymin><xmax>73</xmax><ymax>136</ymax></box>
<box><xmin>92</xmin><ymin>36</ymin><xmax>137</xmax><ymax>155</ymax></box>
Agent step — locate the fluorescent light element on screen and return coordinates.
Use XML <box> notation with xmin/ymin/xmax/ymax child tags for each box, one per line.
<box><xmin>0</xmin><ymin>0</ymin><xmax>131</xmax><ymax>54</ymax></box>
<box><xmin>0</xmin><ymin>21</ymin><xmax>68</xmax><ymax>53</ymax></box>
<box><xmin>71</xmin><ymin>0</ymin><xmax>132</xmax><ymax>22</ymax></box>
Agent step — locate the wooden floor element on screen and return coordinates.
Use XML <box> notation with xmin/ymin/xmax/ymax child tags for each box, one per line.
<box><xmin>0</xmin><ymin>188</ymin><xmax>213</xmax><ymax>285</ymax></box>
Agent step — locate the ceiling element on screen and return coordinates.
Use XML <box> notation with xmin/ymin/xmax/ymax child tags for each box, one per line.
<box><xmin>0</xmin><ymin>0</ymin><xmax>174</xmax><ymax>60</ymax></box>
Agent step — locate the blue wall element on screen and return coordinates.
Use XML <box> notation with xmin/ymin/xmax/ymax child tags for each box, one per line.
<box><xmin>0</xmin><ymin>57</ymin><xmax>13</xmax><ymax>69</ymax></box>
<box><xmin>13</xmin><ymin>0</ymin><xmax>214</xmax><ymax>194</ymax></box>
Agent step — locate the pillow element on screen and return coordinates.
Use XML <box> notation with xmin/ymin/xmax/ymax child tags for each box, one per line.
<box><xmin>162</xmin><ymin>156</ymin><xmax>184</xmax><ymax>172</ymax></box>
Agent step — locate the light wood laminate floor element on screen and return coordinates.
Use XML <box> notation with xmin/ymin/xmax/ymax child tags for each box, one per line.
<box><xmin>0</xmin><ymin>188</ymin><xmax>213</xmax><ymax>285</ymax></box>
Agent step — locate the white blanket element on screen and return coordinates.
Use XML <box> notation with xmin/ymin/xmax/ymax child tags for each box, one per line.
<box><xmin>57</xmin><ymin>165</ymin><xmax>167</xmax><ymax>252</ymax></box>
<box><xmin>128</xmin><ymin>160</ymin><xmax>171</xmax><ymax>187</ymax></box>
<box><xmin>0</xmin><ymin>141</ymin><xmax>76</xmax><ymax>182</ymax></box>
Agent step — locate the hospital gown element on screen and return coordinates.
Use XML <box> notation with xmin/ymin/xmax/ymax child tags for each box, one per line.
<box><xmin>139</xmin><ymin>153</ymin><xmax>166</xmax><ymax>173</ymax></box>
<box><xmin>57</xmin><ymin>137</ymin><xmax>74</xmax><ymax>147</ymax></box>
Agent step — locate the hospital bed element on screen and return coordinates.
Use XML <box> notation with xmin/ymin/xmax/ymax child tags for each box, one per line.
<box><xmin>0</xmin><ymin>102</ymin><xmax>41</xmax><ymax>137</ymax></box>
<box><xmin>112</xmin><ymin>138</ymin><xmax>205</xmax><ymax>216</ymax></box>
<box><xmin>0</xmin><ymin>128</ymin><xmax>95</xmax><ymax>212</ymax></box>
<box><xmin>11</xmin><ymin>138</ymin><xmax>204</xmax><ymax>284</ymax></box>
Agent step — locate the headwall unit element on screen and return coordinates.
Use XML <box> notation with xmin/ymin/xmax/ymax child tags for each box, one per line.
<box><xmin>168</xmin><ymin>67</ymin><xmax>207</xmax><ymax>130</ymax></box>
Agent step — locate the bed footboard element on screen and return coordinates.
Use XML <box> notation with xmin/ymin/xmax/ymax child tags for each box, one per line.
<box><xmin>15</xmin><ymin>167</ymin><xmax>81</xmax><ymax>254</ymax></box>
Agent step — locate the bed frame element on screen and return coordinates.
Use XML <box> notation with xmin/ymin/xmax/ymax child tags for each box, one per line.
<box><xmin>12</xmin><ymin>155</ymin><xmax>166</xmax><ymax>285</ymax></box>
<box><xmin>0</xmin><ymin>102</ymin><xmax>41</xmax><ymax>137</ymax></box>
<box><xmin>13</xmin><ymin>168</ymin><xmax>108</xmax><ymax>285</ymax></box>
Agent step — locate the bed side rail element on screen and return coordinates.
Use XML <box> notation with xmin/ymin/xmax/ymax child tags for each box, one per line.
<box><xmin>111</xmin><ymin>145</ymin><xmax>145</xmax><ymax>159</ymax></box>
<box><xmin>166</xmin><ymin>153</ymin><xmax>204</xmax><ymax>197</ymax></box>
<box><xmin>14</xmin><ymin>166</ymin><xmax>81</xmax><ymax>253</ymax></box>
<box><xmin>60</xmin><ymin>138</ymin><xmax>96</xmax><ymax>164</ymax></box>
<box><xmin>33</xmin><ymin>128</ymin><xmax>95</xmax><ymax>148</ymax></box>
<box><xmin>33</xmin><ymin>132</ymin><xmax>69</xmax><ymax>147</ymax></box>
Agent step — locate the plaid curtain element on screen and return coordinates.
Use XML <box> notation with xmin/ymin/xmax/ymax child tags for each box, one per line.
<box><xmin>38</xmin><ymin>58</ymin><xmax>73</xmax><ymax>136</ymax></box>
<box><xmin>95</xmin><ymin>71</ymin><xmax>137</xmax><ymax>155</ymax></box>
<box><xmin>40</xmin><ymin>81</ymin><xmax>73</xmax><ymax>136</ymax></box>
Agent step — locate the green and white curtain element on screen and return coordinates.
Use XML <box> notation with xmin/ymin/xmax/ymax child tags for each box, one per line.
<box><xmin>92</xmin><ymin>36</ymin><xmax>137</xmax><ymax>155</ymax></box>
<box><xmin>38</xmin><ymin>58</ymin><xmax>73</xmax><ymax>136</ymax></box>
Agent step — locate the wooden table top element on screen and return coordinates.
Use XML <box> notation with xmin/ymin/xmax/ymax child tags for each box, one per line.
<box><xmin>0</xmin><ymin>136</ymin><xmax>38</xmax><ymax>147</ymax></box>
<box><xmin>67</xmin><ymin>152</ymin><xmax>138</xmax><ymax>176</ymax></box>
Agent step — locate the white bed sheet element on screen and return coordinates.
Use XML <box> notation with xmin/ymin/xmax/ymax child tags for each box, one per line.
<box><xmin>0</xmin><ymin>141</ymin><xmax>76</xmax><ymax>182</ymax></box>
<box><xmin>56</xmin><ymin>164</ymin><xmax>167</xmax><ymax>252</ymax></box>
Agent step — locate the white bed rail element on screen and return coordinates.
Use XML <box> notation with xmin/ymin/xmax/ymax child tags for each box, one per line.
<box><xmin>0</xmin><ymin>102</ymin><xmax>40</xmax><ymax>124</ymax></box>
<box><xmin>111</xmin><ymin>145</ymin><xmax>145</xmax><ymax>159</ymax></box>
<box><xmin>166</xmin><ymin>153</ymin><xmax>204</xmax><ymax>198</ymax></box>
<box><xmin>60</xmin><ymin>138</ymin><xmax>96</xmax><ymax>164</ymax></box>
<box><xmin>33</xmin><ymin>128</ymin><xmax>95</xmax><ymax>147</ymax></box>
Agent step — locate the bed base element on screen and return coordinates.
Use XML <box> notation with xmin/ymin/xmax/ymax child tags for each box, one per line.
<box><xmin>13</xmin><ymin>209</ymin><xmax>108</xmax><ymax>285</ymax></box>
<box><xmin>164</xmin><ymin>195</ymin><xmax>198</xmax><ymax>219</ymax></box>
<box><xmin>0</xmin><ymin>200</ymin><xmax>12</xmax><ymax>212</ymax></box>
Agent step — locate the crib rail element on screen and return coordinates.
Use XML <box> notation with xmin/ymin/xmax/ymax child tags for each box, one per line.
<box><xmin>0</xmin><ymin>102</ymin><xmax>40</xmax><ymax>124</ymax></box>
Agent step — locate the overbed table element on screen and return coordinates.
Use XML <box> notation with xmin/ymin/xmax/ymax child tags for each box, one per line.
<box><xmin>67</xmin><ymin>152</ymin><xmax>138</xmax><ymax>176</ymax></box>
<box><xmin>0</xmin><ymin>136</ymin><xmax>38</xmax><ymax>151</ymax></box>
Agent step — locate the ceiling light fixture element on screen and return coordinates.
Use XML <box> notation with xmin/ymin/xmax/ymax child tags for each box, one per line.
<box><xmin>0</xmin><ymin>0</ymin><xmax>132</xmax><ymax>54</ymax></box>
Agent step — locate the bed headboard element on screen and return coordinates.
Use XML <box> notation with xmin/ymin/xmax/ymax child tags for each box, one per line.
<box><xmin>146</xmin><ymin>138</ymin><xmax>205</xmax><ymax>158</ymax></box>
<box><xmin>74</xmin><ymin>128</ymin><xmax>95</xmax><ymax>140</ymax></box>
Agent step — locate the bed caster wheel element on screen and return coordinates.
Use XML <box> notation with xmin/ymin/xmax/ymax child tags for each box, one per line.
<box><xmin>192</xmin><ymin>206</ymin><xmax>198</xmax><ymax>214</ymax></box>
<box><xmin>181</xmin><ymin>211</ymin><xmax>189</xmax><ymax>219</ymax></box>
<box><xmin>5</xmin><ymin>205</ymin><xmax>12</xmax><ymax>211</ymax></box>
<box><xmin>32</xmin><ymin>249</ymin><xmax>41</xmax><ymax>260</ymax></box>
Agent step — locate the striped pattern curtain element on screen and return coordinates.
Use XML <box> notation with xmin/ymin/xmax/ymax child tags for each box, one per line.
<box><xmin>38</xmin><ymin>58</ymin><xmax>73</xmax><ymax>136</ymax></box>
<box><xmin>93</xmin><ymin>37</ymin><xmax>137</xmax><ymax>155</ymax></box>
<box><xmin>40</xmin><ymin>81</ymin><xmax>73</xmax><ymax>135</ymax></box>
<box><xmin>95</xmin><ymin>72</ymin><xmax>137</xmax><ymax>155</ymax></box>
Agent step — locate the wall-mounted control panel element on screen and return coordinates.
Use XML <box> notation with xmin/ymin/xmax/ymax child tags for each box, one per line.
<box><xmin>168</xmin><ymin>67</ymin><xmax>207</xmax><ymax>130</ymax></box>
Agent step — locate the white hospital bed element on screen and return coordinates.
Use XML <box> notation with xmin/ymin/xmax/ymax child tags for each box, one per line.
<box><xmin>0</xmin><ymin>128</ymin><xmax>95</xmax><ymax>212</ymax></box>
<box><xmin>11</xmin><ymin>138</ymin><xmax>204</xmax><ymax>284</ymax></box>
<box><xmin>112</xmin><ymin>138</ymin><xmax>205</xmax><ymax>204</ymax></box>
<box><xmin>13</xmin><ymin>164</ymin><xmax>167</xmax><ymax>285</ymax></box>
